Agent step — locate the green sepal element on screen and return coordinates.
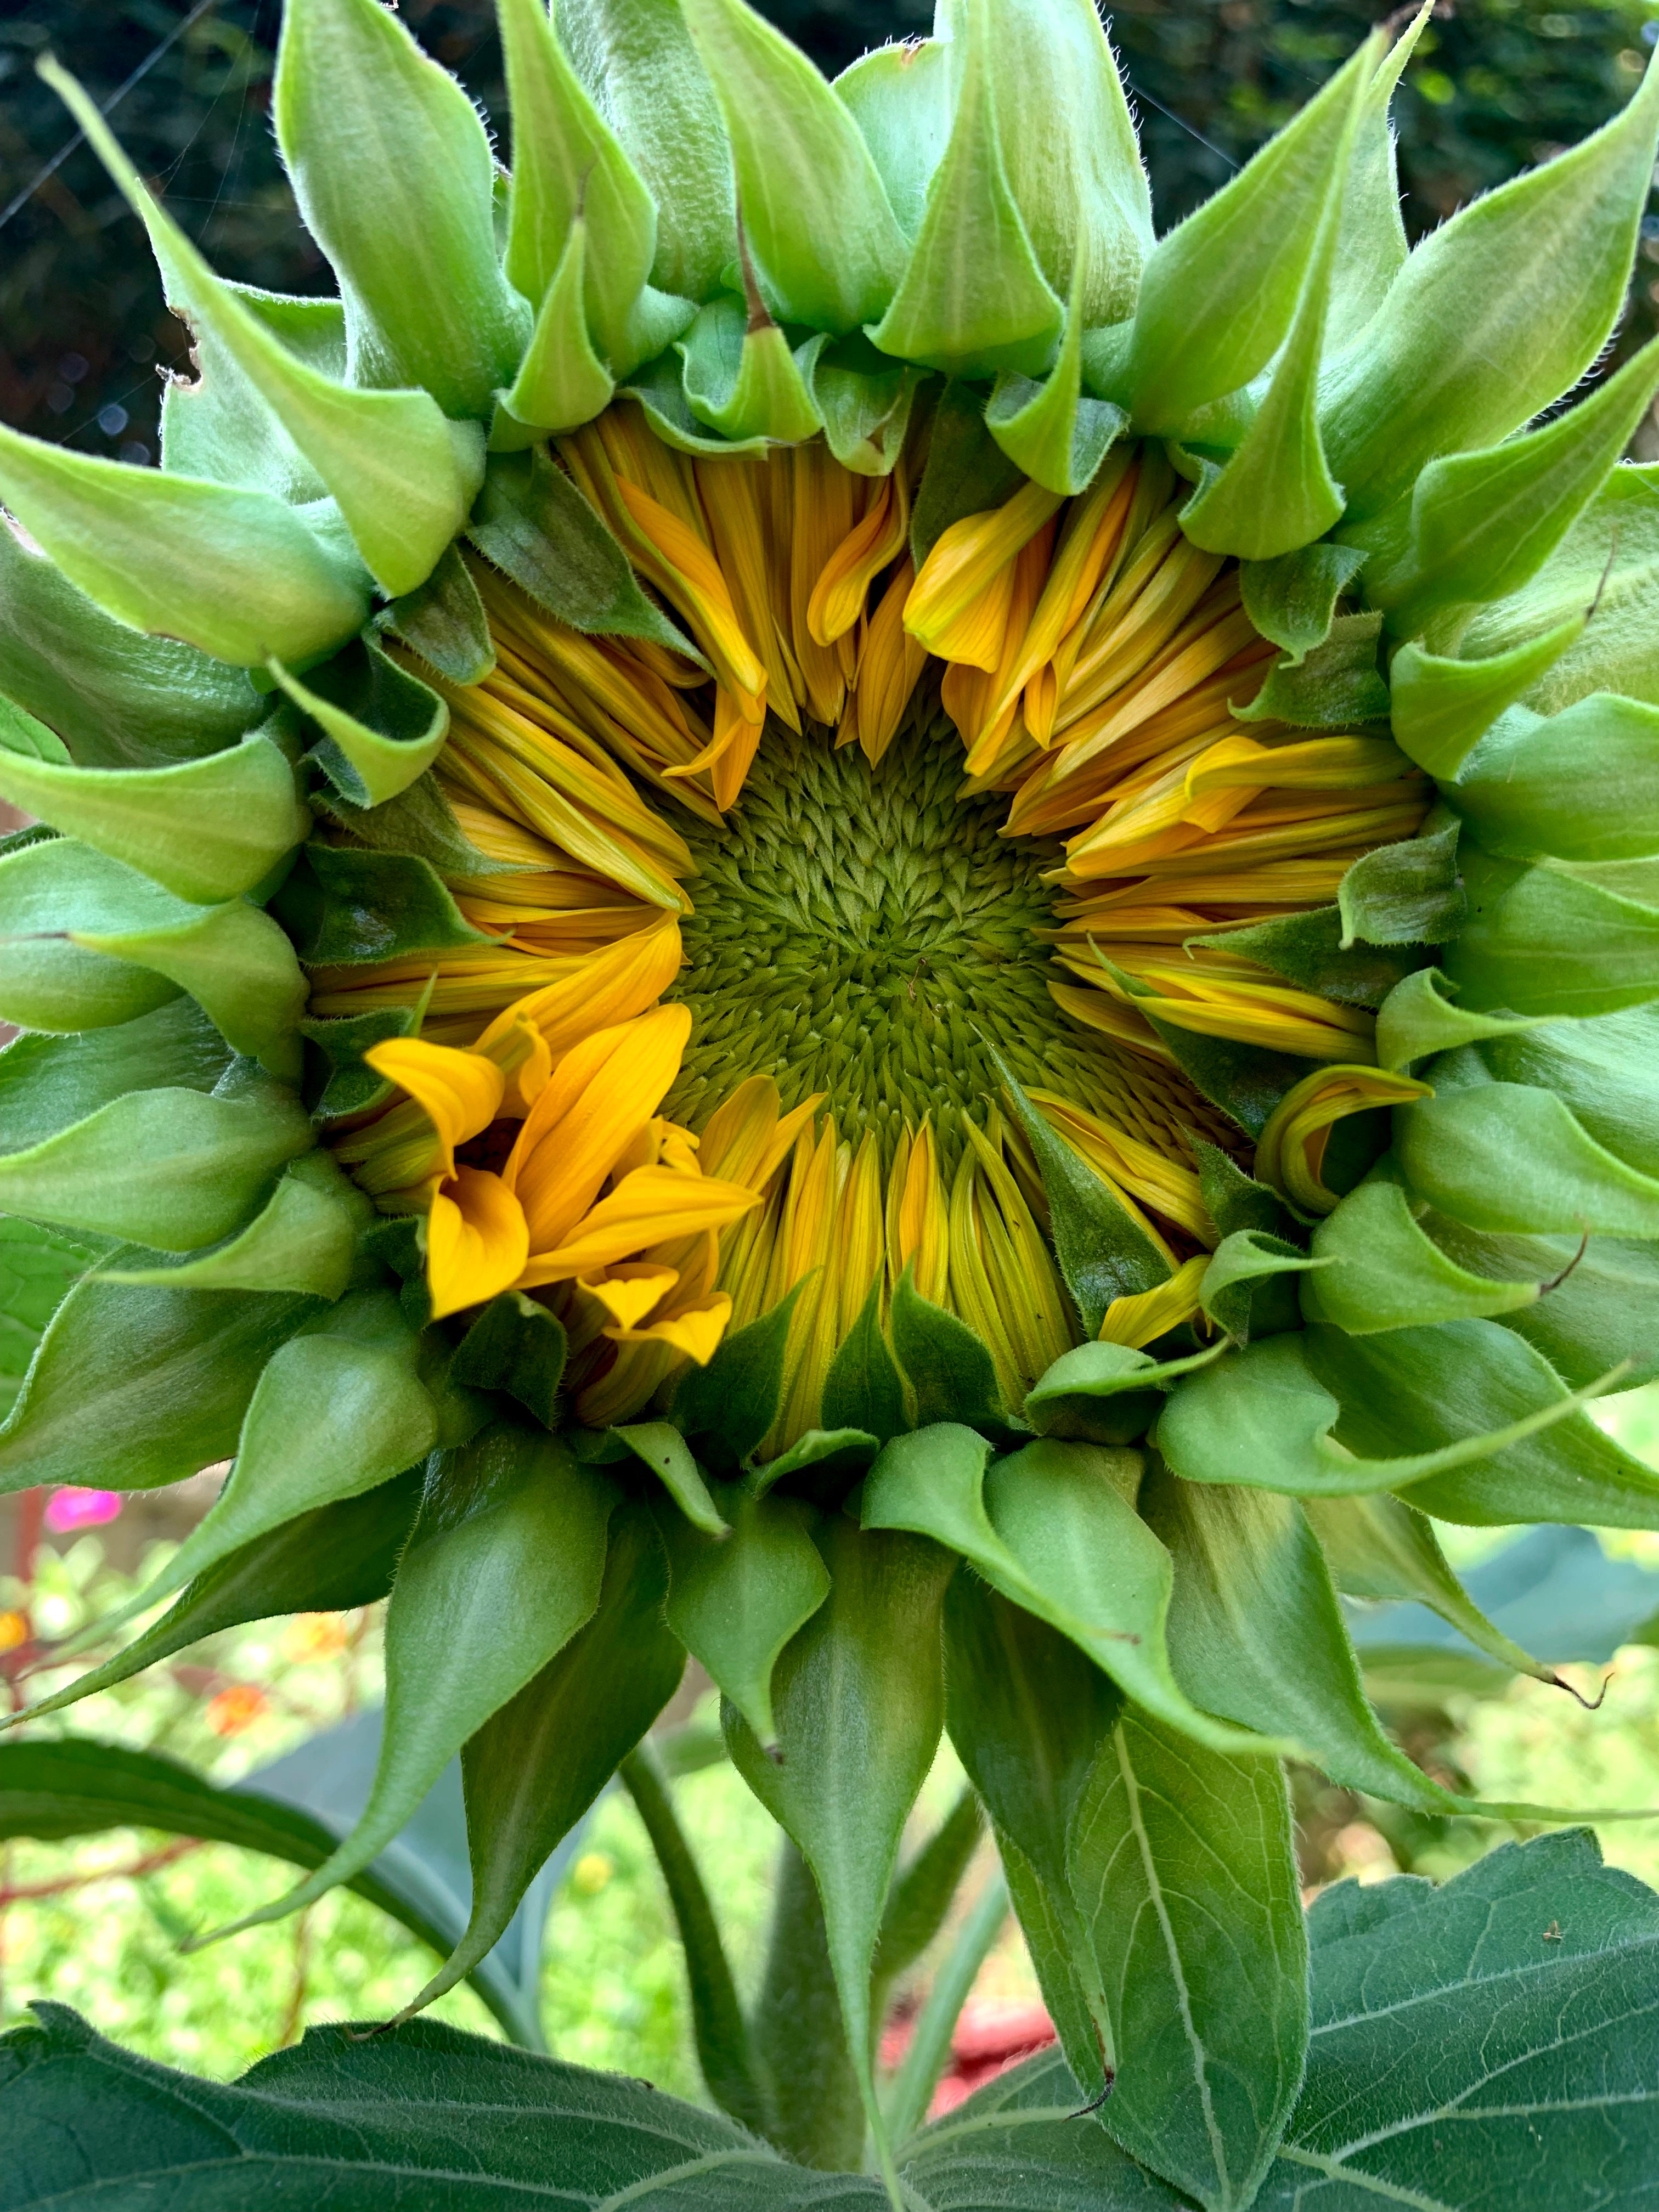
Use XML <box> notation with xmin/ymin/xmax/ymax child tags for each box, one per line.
<box><xmin>76</xmin><ymin>1290</ymin><xmax>436</xmax><ymax>1651</ymax></box>
<box><xmin>1305</xmin><ymin>1489</ymin><xmax>1562</xmax><ymax>1690</ymax></box>
<box><xmin>72</xmin><ymin>890</ymin><xmax>308</xmax><ymax>1083</ymax></box>
<box><xmin>272</xmin><ymin>843</ymin><xmax>490</xmax><ymax>966</ymax></box>
<box><xmin>315</xmin><ymin>768</ymin><xmax>520</xmax><ymax>883</ymax></box>
<box><xmin>0</xmin><ymin>1274</ymin><xmax>319</xmax><ymax>1494</ymax></box>
<box><xmin>1236</xmin><ymin>610</ymin><xmax>1389</xmax><ymax>729</ymax></box>
<box><xmin>1178</xmin><ymin>50</ymin><xmax>1364</xmax><ymax>561</ymax></box>
<box><xmin>494</xmin><ymin>216</ymin><xmax>617</xmax><ymax>444</ymax></box>
<box><xmin>1304</xmin><ymin>1316</ymin><xmax>1659</xmax><ymax>1527</ymax></box>
<box><xmin>820</xmin><ymin>1274</ymin><xmax>907</xmax><ymax>1443</ymax></box>
<box><xmin>1143</xmin><ymin>1016</ymin><xmax>1308</xmax><ymax>1141</ymax></box>
<box><xmin>0</xmin><ymin>425</ymin><xmax>368</xmax><ymax>671</ymax></box>
<box><xmin>1154</xmin><ymin>1327</ymin><xmax>1620</xmax><ymax>1503</ymax></box>
<box><xmin>616</xmin><ymin>351</ymin><xmax>778</xmax><ymax>457</ymax></box>
<box><xmin>448</xmin><ymin>1290</ymin><xmax>568</xmax><ymax>1430</ymax></box>
<box><xmin>3</xmin><ymin>1469</ymin><xmax>422</xmax><ymax>1731</ymax></box>
<box><xmin>724</xmin><ymin>1513</ymin><xmax>952</xmax><ymax>2192</ymax></box>
<box><xmin>993</xmin><ymin>1051</ymin><xmax>1170</xmax><ymax>1335</ymax></box>
<box><xmin>496</xmin><ymin>0</ymin><xmax>659</xmax><ymax>372</ymax></box>
<box><xmin>1322</xmin><ymin>9</ymin><xmax>1425</xmax><ymax>353</ymax></box>
<box><xmin>557</xmin><ymin>0</ymin><xmax>738</xmax><ymax>305</ymax></box>
<box><xmin>1449</xmin><ymin>694</ymin><xmax>1659</xmax><ymax>863</ymax></box>
<box><xmin>1022</xmin><ymin>1338</ymin><xmax>1225</xmax><ymax>1446</ymax></box>
<box><xmin>378</xmin><ymin>545</ymin><xmax>496</xmax><ymax>689</ymax></box>
<box><xmin>43</xmin><ymin>57</ymin><xmax>485</xmax><ymax>601</ymax></box>
<box><xmin>1476</xmin><ymin>1003</ymin><xmax>1659</xmax><ymax>1176</ymax></box>
<box><xmin>269</xmin><ymin>637</ymin><xmax>449</xmax><ymax>810</ymax></box>
<box><xmin>678</xmin><ymin>296</ymin><xmax>824</xmax><ymax>444</ymax></box>
<box><xmin>748</xmin><ymin>1426</ymin><xmax>879</xmax><ymax>1494</ymax></box>
<box><xmin>660</xmin><ymin>1486</ymin><xmax>830</xmax><ymax>1746</ymax></box>
<box><xmin>1192</xmin><ymin>906</ymin><xmax>1424</xmax><ymax>1009</ymax></box>
<box><xmin>1239</xmin><ymin>540</ymin><xmax>1367</xmax><ymax>664</ymax></box>
<box><xmin>0</xmin><ymin>521</ymin><xmax>261</xmax><ymax>769</ymax></box>
<box><xmin>0</xmin><ymin>999</ymin><xmax>230</xmax><ymax>1159</ymax></box>
<box><xmin>394</xmin><ymin>1502</ymin><xmax>685</xmax><ymax>2027</ymax></box>
<box><xmin>941</xmin><ymin>1572</ymin><xmax>1118</xmax><ymax>2096</ymax></box>
<box><xmin>803</xmin><ymin>332</ymin><xmax>927</xmax><ymax>477</ymax></box>
<box><xmin>985</xmin><ymin>285</ymin><xmax>1125</xmax><ymax>496</ymax></box>
<box><xmin>682</xmin><ymin>0</ymin><xmax>905</xmax><ymax>335</ymax></box>
<box><xmin>1200</xmin><ymin>1228</ymin><xmax>1325</xmax><ymax>1342</ymax></box>
<box><xmin>909</xmin><ymin>379</ymin><xmax>1027</xmax><ymax>565</ymax></box>
<box><xmin>870</xmin><ymin>0</ymin><xmax>1061</xmax><ymax>379</ymax></box>
<box><xmin>1146</xmin><ymin>1466</ymin><xmax>1474</xmax><ymax>1815</ymax></box>
<box><xmin>669</xmin><ymin>1283</ymin><xmax>803</xmax><ymax>1474</ymax></box>
<box><xmin>864</xmin><ymin>1423</ymin><xmax>1273</xmax><ymax>1755</ymax></box>
<box><xmin>1425</xmin><ymin>1214</ymin><xmax>1659</xmax><ymax>1392</ymax></box>
<box><xmin>1374</xmin><ymin>966</ymin><xmax>1551</xmax><ymax>1073</ymax></box>
<box><xmin>301</xmin><ymin>994</ymin><xmax>431</xmax><ymax>1124</ymax></box>
<box><xmin>99</xmin><ymin>1152</ymin><xmax>368</xmax><ymax>1301</ymax></box>
<box><xmin>1441</xmin><ymin>847</ymin><xmax>1659</xmax><ymax>1018</ymax></box>
<box><xmin>1320</xmin><ymin>48</ymin><xmax>1659</xmax><ymax>521</ymax></box>
<box><xmin>1374</xmin><ymin>334</ymin><xmax>1659</xmax><ymax>628</ymax></box>
<box><xmin>1126</xmin><ymin>34</ymin><xmax>1380</xmax><ymax>433</ymax></box>
<box><xmin>1310</xmin><ymin>1167</ymin><xmax>1540</xmax><ymax>1335</ymax></box>
<box><xmin>363</xmin><ymin>1214</ymin><xmax>434</xmax><ymax>1333</ymax></box>
<box><xmin>274</xmin><ymin>0</ymin><xmax>527</xmax><ymax>417</ymax></box>
<box><xmin>833</xmin><ymin>38</ymin><xmax>950</xmax><ymax>244</ymax></box>
<box><xmin>195</xmin><ymin>1423</ymin><xmax>615</xmax><ymax>1943</ymax></box>
<box><xmin>0</xmin><ymin>724</ymin><xmax>306</xmax><ymax>906</ymax></box>
<box><xmin>0</xmin><ymin>1071</ymin><xmax>313</xmax><ymax>1256</ymax></box>
<box><xmin>156</xmin><ymin>285</ymin><xmax>346</xmax><ymax>503</ymax></box>
<box><xmin>890</xmin><ymin>1269</ymin><xmax>1014</xmax><ymax>1436</ymax></box>
<box><xmin>1389</xmin><ymin>617</ymin><xmax>1585</xmax><ymax>780</ymax></box>
<box><xmin>613</xmin><ymin>1421</ymin><xmax>725</xmax><ymax>1533</ymax></box>
<box><xmin>467</xmin><ymin>447</ymin><xmax>701</xmax><ymax>660</ymax></box>
<box><xmin>1338</xmin><ymin>819</ymin><xmax>1465</xmax><ymax>947</ymax></box>
<box><xmin>1068</xmin><ymin>1707</ymin><xmax>1307</xmax><ymax>2209</ymax></box>
<box><xmin>1393</xmin><ymin>1076</ymin><xmax>1659</xmax><ymax>1237</ymax></box>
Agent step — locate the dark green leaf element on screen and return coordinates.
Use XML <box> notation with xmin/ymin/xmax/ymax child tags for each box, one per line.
<box><xmin>449</xmin><ymin>1291</ymin><xmax>568</xmax><ymax>1430</ymax></box>
<box><xmin>871</xmin><ymin>1785</ymin><xmax>983</xmax><ymax>2003</ymax></box>
<box><xmin>380</xmin><ymin>543</ymin><xmax>496</xmax><ymax>686</ymax></box>
<box><xmin>891</xmin><ymin>1272</ymin><xmax>1014</xmax><ymax>1436</ymax></box>
<box><xmin>273</xmin><ymin>842</ymin><xmax>489</xmax><ymax>965</ymax></box>
<box><xmin>272</xmin><ymin>635</ymin><xmax>450</xmax><ymax>810</ymax></box>
<box><xmin>670</xmin><ymin>1284</ymin><xmax>803</xmax><ymax>1474</ymax></box>
<box><xmin>1069</xmin><ymin>1710</ymin><xmax>1307</xmax><ymax>2211</ymax></box>
<box><xmin>1235</xmin><ymin>612</ymin><xmax>1389</xmax><ymax>729</ymax></box>
<box><xmin>301</xmin><ymin>1000</ymin><xmax>427</xmax><ymax>1124</ymax></box>
<box><xmin>1023</xmin><ymin>1340</ymin><xmax>1224</xmax><ymax>1447</ymax></box>
<box><xmin>1238</xmin><ymin>541</ymin><xmax>1367</xmax><ymax>664</ymax></box>
<box><xmin>821</xmin><ymin>1276</ymin><xmax>906</xmax><ymax>1444</ymax></box>
<box><xmin>1191</xmin><ymin>906</ymin><xmax>1425</xmax><ymax>1009</ymax></box>
<box><xmin>1337</xmin><ymin>820</ymin><xmax>1465</xmax><ymax>947</ymax></box>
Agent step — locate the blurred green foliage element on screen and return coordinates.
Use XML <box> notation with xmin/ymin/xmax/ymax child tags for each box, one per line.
<box><xmin>2</xmin><ymin>1</ymin><xmax>1655</xmax><ymax>462</ymax></box>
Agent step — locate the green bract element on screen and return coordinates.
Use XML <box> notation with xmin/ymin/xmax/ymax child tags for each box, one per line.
<box><xmin>4</xmin><ymin>3</ymin><xmax>1659</xmax><ymax>2203</ymax></box>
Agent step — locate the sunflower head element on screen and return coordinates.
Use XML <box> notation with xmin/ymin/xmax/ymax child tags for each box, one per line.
<box><xmin>4</xmin><ymin>0</ymin><xmax>1659</xmax><ymax>2198</ymax></box>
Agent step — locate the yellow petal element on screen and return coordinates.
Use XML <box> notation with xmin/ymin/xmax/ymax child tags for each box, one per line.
<box><xmin>905</xmin><ymin>479</ymin><xmax>1064</xmax><ymax>663</ymax></box>
<box><xmin>1254</xmin><ymin>1064</ymin><xmax>1433</xmax><ymax>1215</ymax></box>
<box><xmin>808</xmin><ymin>475</ymin><xmax>906</xmax><ymax>645</ymax></box>
<box><xmin>427</xmin><ymin>1167</ymin><xmax>531</xmax><ymax>1321</ymax></box>
<box><xmin>517</xmin><ymin>1163</ymin><xmax>761</xmax><ymax>1285</ymax></box>
<box><xmin>605</xmin><ymin>1293</ymin><xmax>734</xmax><ymax>1365</ymax></box>
<box><xmin>472</xmin><ymin>912</ymin><xmax>684</xmax><ymax>1065</ymax></box>
<box><xmin>1097</xmin><ymin>1254</ymin><xmax>1210</xmax><ymax>1350</ymax></box>
<box><xmin>363</xmin><ymin>1039</ymin><xmax>506</xmax><ymax>1177</ymax></box>
<box><xmin>579</xmin><ymin>1263</ymin><xmax>681</xmax><ymax>1330</ymax></box>
<box><xmin>506</xmin><ymin>1005</ymin><xmax>693</xmax><ymax>1252</ymax></box>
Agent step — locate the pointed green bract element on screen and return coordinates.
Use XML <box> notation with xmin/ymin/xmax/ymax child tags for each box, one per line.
<box><xmin>1321</xmin><ymin>49</ymin><xmax>1659</xmax><ymax>520</ymax></box>
<box><xmin>1125</xmin><ymin>37</ymin><xmax>1378</xmax><ymax>435</ymax></box>
<box><xmin>1322</xmin><ymin>7</ymin><xmax>1425</xmax><ymax>354</ymax></box>
<box><xmin>679</xmin><ymin>298</ymin><xmax>824</xmax><ymax>444</ymax></box>
<box><xmin>985</xmin><ymin>258</ymin><xmax>1125</xmax><ymax>496</ymax></box>
<box><xmin>1310</xmin><ymin>1171</ymin><xmax>1540</xmax><ymax>1334</ymax></box>
<box><xmin>870</xmin><ymin>0</ymin><xmax>1061</xmax><ymax>379</ymax></box>
<box><xmin>0</xmin><ymin>425</ymin><xmax>368</xmax><ymax>669</ymax></box>
<box><xmin>496</xmin><ymin>0</ymin><xmax>659</xmax><ymax>372</ymax></box>
<box><xmin>275</xmin><ymin>0</ymin><xmax>526</xmax><ymax>416</ymax></box>
<box><xmin>269</xmin><ymin>637</ymin><xmax>449</xmax><ymax>809</ymax></box>
<box><xmin>559</xmin><ymin>0</ymin><xmax>738</xmax><ymax>303</ymax></box>
<box><xmin>661</xmin><ymin>1489</ymin><xmax>828</xmax><ymax>1747</ymax></box>
<box><xmin>682</xmin><ymin>0</ymin><xmax>906</xmax><ymax>334</ymax></box>
<box><xmin>496</xmin><ymin>218</ymin><xmax>617</xmax><ymax>442</ymax></box>
<box><xmin>835</xmin><ymin>38</ymin><xmax>952</xmax><ymax>243</ymax></box>
<box><xmin>101</xmin><ymin>1154</ymin><xmax>366</xmax><ymax>1301</ymax></box>
<box><xmin>1389</xmin><ymin>620</ymin><xmax>1587</xmax><ymax>782</ymax></box>
<box><xmin>1449</xmin><ymin>695</ymin><xmax>1659</xmax><ymax>862</ymax></box>
<box><xmin>0</xmin><ymin>729</ymin><xmax>307</xmax><ymax>906</ymax></box>
<box><xmin>194</xmin><ymin>1424</ymin><xmax>614</xmax><ymax>1943</ymax></box>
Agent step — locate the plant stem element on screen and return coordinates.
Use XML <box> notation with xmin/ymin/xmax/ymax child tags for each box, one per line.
<box><xmin>751</xmin><ymin>1836</ymin><xmax>867</xmax><ymax>2171</ymax></box>
<box><xmin>882</xmin><ymin>1870</ymin><xmax>1010</xmax><ymax>2151</ymax></box>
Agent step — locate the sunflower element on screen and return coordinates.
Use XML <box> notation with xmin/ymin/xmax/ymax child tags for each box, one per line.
<box><xmin>3</xmin><ymin>0</ymin><xmax>1659</xmax><ymax>2197</ymax></box>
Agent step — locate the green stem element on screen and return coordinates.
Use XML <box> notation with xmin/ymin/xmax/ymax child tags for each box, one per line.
<box><xmin>618</xmin><ymin>1745</ymin><xmax>770</xmax><ymax>2141</ymax></box>
<box><xmin>882</xmin><ymin>1871</ymin><xmax>1010</xmax><ymax>2151</ymax></box>
<box><xmin>750</xmin><ymin>1836</ymin><xmax>868</xmax><ymax>2171</ymax></box>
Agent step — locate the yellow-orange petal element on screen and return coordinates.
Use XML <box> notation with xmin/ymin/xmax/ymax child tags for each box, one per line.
<box><xmin>579</xmin><ymin>1263</ymin><xmax>681</xmax><ymax>1330</ymax></box>
<box><xmin>516</xmin><ymin>1164</ymin><xmax>761</xmax><ymax>1286</ymax></box>
<box><xmin>605</xmin><ymin>1294</ymin><xmax>733</xmax><ymax>1365</ymax></box>
<box><xmin>427</xmin><ymin>1167</ymin><xmax>531</xmax><ymax>1321</ymax></box>
<box><xmin>363</xmin><ymin>1039</ymin><xmax>506</xmax><ymax>1177</ymax></box>
<box><xmin>1097</xmin><ymin>1254</ymin><xmax>1209</xmax><ymax>1350</ymax></box>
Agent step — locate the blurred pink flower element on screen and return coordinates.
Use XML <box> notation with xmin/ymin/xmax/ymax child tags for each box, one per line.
<box><xmin>43</xmin><ymin>1488</ymin><xmax>122</xmax><ymax>1534</ymax></box>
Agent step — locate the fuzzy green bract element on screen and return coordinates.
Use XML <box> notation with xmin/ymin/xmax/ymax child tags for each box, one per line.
<box><xmin>4</xmin><ymin>3</ymin><xmax>1659</xmax><ymax>2204</ymax></box>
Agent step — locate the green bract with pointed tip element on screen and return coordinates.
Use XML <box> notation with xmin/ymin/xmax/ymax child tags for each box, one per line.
<box><xmin>5</xmin><ymin>3</ymin><xmax>1659</xmax><ymax>2201</ymax></box>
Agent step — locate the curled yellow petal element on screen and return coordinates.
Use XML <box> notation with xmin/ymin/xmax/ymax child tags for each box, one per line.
<box><xmin>427</xmin><ymin>1167</ymin><xmax>532</xmax><ymax>1321</ymax></box>
<box><xmin>1098</xmin><ymin>1254</ymin><xmax>1209</xmax><ymax>1350</ymax></box>
<box><xmin>517</xmin><ymin>1163</ymin><xmax>761</xmax><ymax>1285</ymax></box>
<box><xmin>363</xmin><ymin>1039</ymin><xmax>506</xmax><ymax>1178</ymax></box>
<box><xmin>1255</xmin><ymin>1065</ymin><xmax>1434</xmax><ymax>1216</ymax></box>
<box><xmin>579</xmin><ymin>1264</ymin><xmax>681</xmax><ymax>1330</ymax></box>
<box><xmin>606</xmin><ymin>1294</ymin><xmax>735</xmax><ymax>1365</ymax></box>
<box><xmin>472</xmin><ymin>912</ymin><xmax>684</xmax><ymax>1066</ymax></box>
<box><xmin>905</xmin><ymin>479</ymin><xmax>1064</xmax><ymax>665</ymax></box>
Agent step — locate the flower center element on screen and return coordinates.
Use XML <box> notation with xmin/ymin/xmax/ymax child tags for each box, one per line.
<box><xmin>666</xmin><ymin>703</ymin><xmax>1115</xmax><ymax>1167</ymax></box>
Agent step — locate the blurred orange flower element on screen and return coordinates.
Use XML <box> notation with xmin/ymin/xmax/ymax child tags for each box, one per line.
<box><xmin>0</xmin><ymin>1610</ymin><xmax>29</xmax><ymax>1655</ymax></box>
<box><xmin>205</xmin><ymin>1684</ymin><xmax>268</xmax><ymax>1737</ymax></box>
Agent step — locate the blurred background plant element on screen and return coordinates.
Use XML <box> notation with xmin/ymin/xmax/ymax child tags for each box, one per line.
<box><xmin>3</xmin><ymin>0</ymin><xmax>1658</xmax><ymax>463</ymax></box>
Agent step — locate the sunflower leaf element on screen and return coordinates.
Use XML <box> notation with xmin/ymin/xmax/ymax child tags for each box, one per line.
<box><xmin>659</xmin><ymin>1487</ymin><xmax>828</xmax><ymax>1748</ymax></box>
<box><xmin>449</xmin><ymin>1292</ymin><xmax>568</xmax><ymax>1431</ymax></box>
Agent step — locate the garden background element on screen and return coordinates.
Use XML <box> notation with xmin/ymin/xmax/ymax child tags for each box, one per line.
<box><xmin>4</xmin><ymin>0</ymin><xmax>1659</xmax><ymax>2104</ymax></box>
